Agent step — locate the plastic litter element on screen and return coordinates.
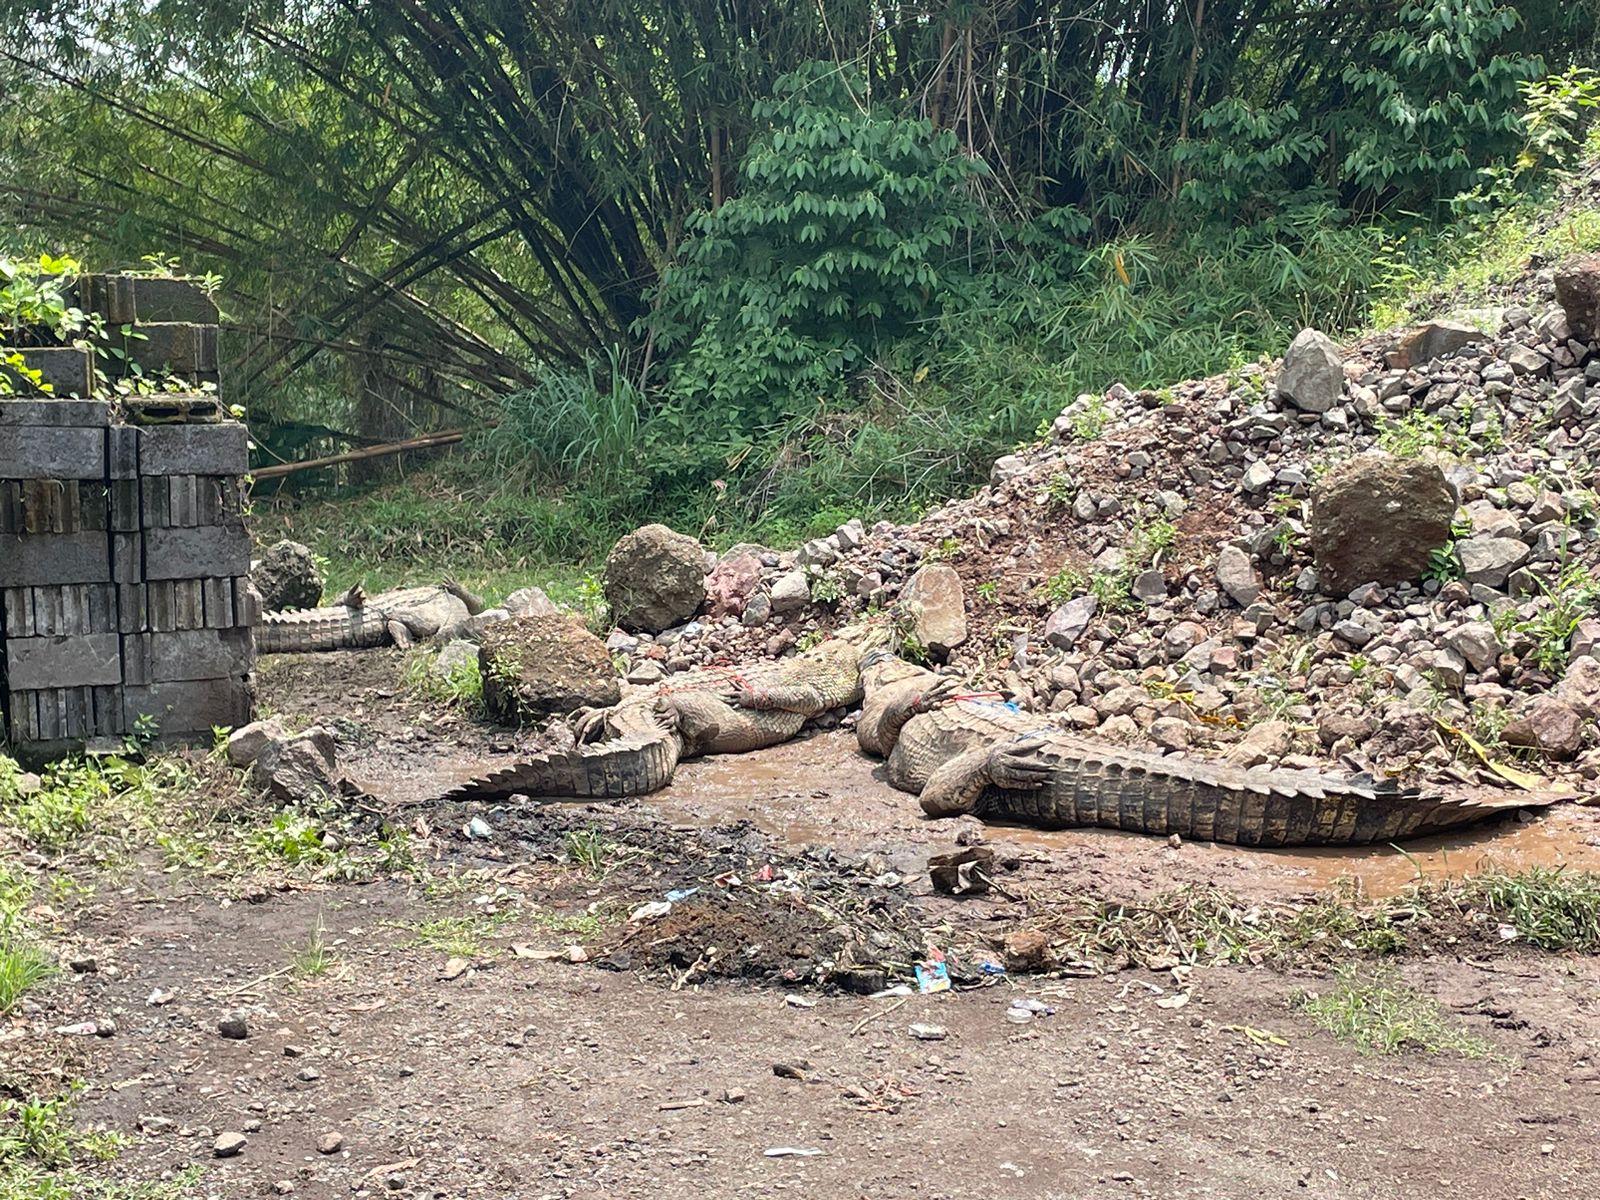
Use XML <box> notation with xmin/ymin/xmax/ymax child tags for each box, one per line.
<box><xmin>464</xmin><ymin>817</ymin><xmax>493</xmax><ymax>840</ymax></box>
<box><xmin>869</xmin><ymin>984</ymin><xmax>914</xmax><ymax>998</ymax></box>
<box><xmin>908</xmin><ymin>1023</ymin><xmax>948</xmax><ymax>1040</ymax></box>
<box><xmin>784</xmin><ymin>993</ymin><xmax>817</xmax><ymax>1009</ymax></box>
<box><xmin>1004</xmin><ymin>1008</ymin><xmax>1034</xmax><ymax>1025</ymax></box>
<box><xmin>915</xmin><ymin>950</ymin><xmax>951</xmax><ymax>994</ymax></box>
<box><xmin>764</xmin><ymin>1147</ymin><xmax>825</xmax><ymax>1158</ymax></box>
<box><xmin>664</xmin><ymin>887</ymin><xmax>699</xmax><ymax>903</ymax></box>
<box><xmin>1011</xmin><ymin>998</ymin><xmax>1055</xmax><ymax>1016</ymax></box>
<box><xmin>628</xmin><ymin>901</ymin><xmax>672</xmax><ymax>922</ymax></box>
<box><xmin>980</xmin><ymin>962</ymin><xmax>1007</xmax><ymax>976</ymax></box>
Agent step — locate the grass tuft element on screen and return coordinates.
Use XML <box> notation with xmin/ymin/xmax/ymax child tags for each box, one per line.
<box><xmin>1298</xmin><ymin>965</ymin><xmax>1493</xmax><ymax>1057</ymax></box>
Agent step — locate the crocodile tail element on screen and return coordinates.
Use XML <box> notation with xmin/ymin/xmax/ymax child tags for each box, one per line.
<box><xmin>256</xmin><ymin>606</ymin><xmax>390</xmax><ymax>653</ymax></box>
<box><xmin>1006</xmin><ymin>745</ymin><xmax>1561</xmax><ymax>846</ymax></box>
<box><xmin>442</xmin><ymin>729</ymin><xmax>682</xmax><ymax>801</ymax></box>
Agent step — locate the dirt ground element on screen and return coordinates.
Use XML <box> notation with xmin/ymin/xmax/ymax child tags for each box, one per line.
<box><xmin>19</xmin><ymin>651</ymin><xmax>1600</xmax><ymax>1198</ymax></box>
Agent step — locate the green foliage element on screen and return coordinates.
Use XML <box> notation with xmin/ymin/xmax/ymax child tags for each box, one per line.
<box><xmin>647</xmin><ymin>63</ymin><xmax>987</xmax><ymax>433</ymax></box>
<box><xmin>402</xmin><ymin>651</ymin><xmax>485</xmax><ymax>716</ymax></box>
<box><xmin>0</xmin><ymin>253</ymin><xmax>90</xmax><ymax>345</ymax></box>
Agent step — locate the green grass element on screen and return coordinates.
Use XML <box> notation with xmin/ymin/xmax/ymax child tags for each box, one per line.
<box><xmin>1298</xmin><ymin>965</ymin><xmax>1493</xmax><ymax>1057</ymax></box>
<box><xmin>401</xmin><ymin>649</ymin><xmax>486</xmax><ymax>715</ymax></box>
<box><xmin>0</xmin><ymin>1086</ymin><xmax>195</xmax><ymax>1199</ymax></box>
<box><xmin>1460</xmin><ymin>867</ymin><xmax>1600</xmax><ymax>951</ymax></box>
<box><xmin>0</xmin><ymin>937</ymin><xmax>54</xmax><ymax>1014</ymax></box>
<box><xmin>404</xmin><ymin>912</ymin><xmax>516</xmax><ymax>958</ymax></box>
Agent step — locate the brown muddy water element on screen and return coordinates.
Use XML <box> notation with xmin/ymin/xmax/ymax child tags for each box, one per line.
<box><xmin>648</xmin><ymin>730</ymin><xmax>1600</xmax><ymax>900</ymax></box>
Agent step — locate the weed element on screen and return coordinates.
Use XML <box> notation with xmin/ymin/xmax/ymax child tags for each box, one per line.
<box><xmin>1460</xmin><ymin>867</ymin><xmax>1600</xmax><ymax>951</ymax></box>
<box><xmin>402</xmin><ymin>650</ymin><xmax>485</xmax><ymax>714</ymax></box>
<box><xmin>1513</xmin><ymin>560</ymin><xmax>1599</xmax><ymax>674</ymax></box>
<box><xmin>1298</xmin><ymin>965</ymin><xmax>1492</xmax><ymax>1057</ymax></box>
<box><xmin>1422</xmin><ymin>543</ymin><xmax>1463</xmax><ymax>585</ymax></box>
<box><xmin>563</xmin><ymin>827</ymin><xmax>621</xmax><ymax>874</ymax></box>
<box><xmin>1088</xmin><ymin>569</ymin><xmax>1139</xmax><ymax>614</ymax></box>
<box><xmin>923</xmin><ymin>537</ymin><xmax>964</xmax><ymax>563</ymax></box>
<box><xmin>975</xmin><ymin>580</ymin><xmax>1000</xmax><ymax>603</ymax></box>
<box><xmin>293</xmin><ymin>921</ymin><xmax>334</xmax><ymax>979</ymax></box>
<box><xmin>0</xmin><ymin>1087</ymin><xmax>123</xmax><ymax>1168</ymax></box>
<box><xmin>243</xmin><ymin>811</ymin><xmax>342</xmax><ymax>871</ymax></box>
<box><xmin>1038</xmin><ymin>566</ymin><xmax>1087</xmax><ymax>606</ymax></box>
<box><xmin>0</xmin><ymin>937</ymin><xmax>54</xmax><ymax>1014</ymax></box>
<box><xmin>1043</xmin><ymin>472</ymin><xmax>1077</xmax><ymax>507</ymax></box>
<box><xmin>808</xmin><ymin>568</ymin><xmax>845</xmax><ymax>605</ymax></box>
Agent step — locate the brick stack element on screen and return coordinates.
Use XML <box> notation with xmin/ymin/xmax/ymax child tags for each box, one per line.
<box><xmin>0</xmin><ymin>274</ymin><xmax>254</xmax><ymax>758</ymax></box>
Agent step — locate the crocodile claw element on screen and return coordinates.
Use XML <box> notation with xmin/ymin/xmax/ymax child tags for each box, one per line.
<box><xmin>913</xmin><ymin>677</ymin><xmax>962</xmax><ymax>713</ymax></box>
<box><xmin>989</xmin><ymin>737</ymin><xmax>1051</xmax><ymax>789</ymax></box>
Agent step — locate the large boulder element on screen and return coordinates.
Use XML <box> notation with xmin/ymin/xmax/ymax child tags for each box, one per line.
<box><xmin>1276</xmin><ymin>328</ymin><xmax>1344</xmax><ymax>414</ymax></box>
<box><xmin>1308</xmin><ymin>454</ymin><xmax>1455</xmax><ymax>595</ymax></box>
<box><xmin>603</xmin><ymin>524</ymin><xmax>707</xmax><ymax>633</ymax></box>
<box><xmin>900</xmin><ymin>564</ymin><xmax>968</xmax><ymax>658</ymax></box>
<box><xmin>250</xmin><ymin>541</ymin><xmax>323</xmax><ymax>611</ymax></box>
<box><xmin>478</xmin><ymin>614</ymin><xmax>621</xmax><ymax>725</ymax></box>
<box><xmin>1554</xmin><ymin>253</ymin><xmax>1600</xmax><ymax>342</ymax></box>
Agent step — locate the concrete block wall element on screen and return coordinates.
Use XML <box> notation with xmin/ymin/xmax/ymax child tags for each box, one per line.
<box><xmin>0</xmin><ymin>275</ymin><xmax>254</xmax><ymax>758</ymax></box>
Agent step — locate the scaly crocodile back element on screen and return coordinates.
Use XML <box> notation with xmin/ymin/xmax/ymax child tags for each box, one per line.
<box><xmin>897</xmin><ymin>701</ymin><xmax>1549</xmax><ymax>847</ymax></box>
<box><xmin>256</xmin><ymin>605</ymin><xmax>390</xmax><ymax>653</ymax></box>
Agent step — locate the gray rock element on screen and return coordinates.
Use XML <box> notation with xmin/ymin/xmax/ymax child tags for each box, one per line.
<box><xmin>214</xmin><ymin>1132</ymin><xmax>247</xmax><ymax>1158</ymax></box>
<box><xmin>1215</xmin><ymin>545</ymin><xmax>1261</xmax><ymax>607</ymax></box>
<box><xmin>252</xmin><ymin>727</ymin><xmax>341</xmax><ymax>804</ymax></box>
<box><xmin>226</xmin><ymin>718</ymin><xmax>290</xmax><ymax>769</ymax></box>
<box><xmin>797</xmin><ymin>538</ymin><xmax>839</xmax><ymax>567</ymax></box>
<box><xmin>625</xmin><ymin>660</ymin><xmax>665</xmax><ymax>685</ymax></box>
<box><xmin>1277</xmin><ymin>328</ymin><xmax>1344</xmax><ymax>413</ymax></box>
<box><xmin>1503</xmin><ymin>696</ymin><xmax>1586</xmax><ymax>760</ymax></box>
<box><xmin>1570</xmin><ymin>617</ymin><xmax>1600</xmax><ymax>663</ymax></box>
<box><xmin>431</xmin><ymin>639</ymin><xmax>478</xmax><ymax>678</ymax></box>
<box><xmin>1045</xmin><ymin>596</ymin><xmax>1098</xmax><ymax>649</ymax></box>
<box><xmin>1554</xmin><ymin>253</ymin><xmax>1600</xmax><ymax>341</ymax></box>
<box><xmin>503</xmin><ymin>587</ymin><xmax>561</xmax><ymax>618</ymax></box>
<box><xmin>741</xmin><ymin>592</ymin><xmax>773</xmax><ymax>627</ymax></box>
<box><xmin>478</xmin><ymin>615</ymin><xmax>621</xmax><ymax>724</ymax></box>
<box><xmin>768</xmin><ymin>571</ymin><xmax>810</xmax><ymax>615</ymax></box>
<box><xmin>1504</xmin><ymin>345</ymin><xmax>1549</xmax><ymax>376</ymax></box>
<box><xmin>990</xmin><ymin>454</ymin><xmax>1028</xmax><ymax>485</ymax></box>
<box><xmin>900</xmin><ymin>564</ymin><xmax>968</xmax><ymax>657</ymax></box>
<box><xmin>250</xmin><ymin>540</ymin><xmax>323</xmax><ymax>611</ymax></box>
<box><xmin>1242</xmin><ymin>460</ymin><xmax>1276</xmax><ymax>493</ymax></box>
<box><xmin>1456</xmin><ymin>536</ymin><xmax>1530</xmax><ymax>588</ymax></box>
<box><xmin>1446</xmin><ymin>622</ymin><xmax>1501</xmax><ymax>672</ymax></box>
<box><xmin>218</xmin><ymin>1013</ymin><xmax>249</xmax><ymax>1040</ymax></box>
<box><xmin>1131</xmin><ymin>569</ymin><xmax>1167</xmax><ymax>603</ymax></box>
<box><xmin>458</xmin><ymin>608</ymin><xmax>510</xmax><ymax>640</ymax></box>
<box><xmin>603</xmin><ymin>524</ymin><xmax>707</xmax><ymax>633</ymax></box>
<box><xmin>1389</xmin><ymin>320</ymin><xmax>1487</xmax><ymax>368</ymax></box>
<box><xmin>1308</xmin><ymin>454</ymin><xmax>1455</xmax><ymax>594</ymax></box>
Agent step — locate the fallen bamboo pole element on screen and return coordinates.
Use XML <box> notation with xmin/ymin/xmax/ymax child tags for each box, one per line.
<box><xmin>251</xmin><ymin>429</ymin><xmax>466</xmax><ymax>480</ymax></box>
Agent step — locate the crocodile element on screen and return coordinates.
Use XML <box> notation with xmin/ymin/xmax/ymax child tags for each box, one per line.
<box><xmin>442</xmin><ymin>630</ymin><xmax>883</xmax><ymax>801</ymax></box>
<box><xmin>256</xmin><ymin>580</ymin><xmax>486</xmax><ymax>653</ymax></box>
<box><xmin>858</xmin><ymin>655</ymin><xmax>1553</xmax><ymax>846</ymax></box>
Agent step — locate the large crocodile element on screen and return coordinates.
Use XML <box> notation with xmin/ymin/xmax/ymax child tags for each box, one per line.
<box><xmin>256</xmin><ymin>580</ymin><xmax>486</xmax><ymax>653</ymax></box>
<box><xmin>858</xmin><ymin>655</ymin><xmax>1552</xmax><ymax>846</ymax></box>
<box><xmin>442</xmin><ymin>631</ymin><xmax>881</xmax><ymax>801</ymax></box>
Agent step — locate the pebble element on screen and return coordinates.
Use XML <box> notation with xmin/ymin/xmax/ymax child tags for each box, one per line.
<box><xmin>317</xmin><ymin>1132</ymin><xmax>344</xmax><ymax>1154</ymax></box>
<box><xmin>217</xmin><ymin>1013</ymin><xmax>249</xmax><ymax>1040</ymax></box>
<box><xmin>213</xmin><ymin>1131</ymin><xmax>247</xmax><ymax>1158</ymax></box>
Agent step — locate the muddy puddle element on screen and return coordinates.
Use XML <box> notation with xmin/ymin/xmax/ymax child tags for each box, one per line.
<box><xmin>647</xmin><ymin>731</ymin><xmax>1600</xmax><ymax>900</ymax></box>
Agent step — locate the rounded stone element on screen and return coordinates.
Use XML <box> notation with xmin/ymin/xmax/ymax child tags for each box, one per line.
<box><xmin>603</xmin><ymin>524</ymin><xmax>707</xmax><ymax>633</ymax></box>
<box><xmin>478</xmin><ymin>615</ymin><xmax>621</xmax><ymax>724</ymax></box>
<box><xmin>1308</xmin><ymin>454</ymin><xmax>1454</xmax><ymax>595</ymax></box>
<box><xmin>250</xmin><ymin>540</ymin><xmax>323</xmax><ymax>611</ymax></box>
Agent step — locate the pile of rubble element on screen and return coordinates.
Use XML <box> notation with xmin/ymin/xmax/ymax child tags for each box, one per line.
<box><xmin>567</xmin><ymin>252</ymin><xmax>1600</xmax><ymax>784</ymax></box>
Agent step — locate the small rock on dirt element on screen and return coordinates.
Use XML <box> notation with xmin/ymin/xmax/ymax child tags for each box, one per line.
<box><xmin>478</xmin><ymin>614</ymin><xmax>621</xmax><ymax>724</ymax></box>
<box><xmin>250</xmin><ymin>540</ymin><xmax>323</xmax><ymax>611</ymax></box>
<box><xmin>1388</xmin><ymin>319</ymin><xmax>1486</xmax><ymax>368</ymax></box>
<box><xmin>252</xmin><ymin>726</ymin><xmax>342</xmax><ymax>804</ymax></box>
<box><xmin>1045</xmin><ymin>595</ymin><xmax>1097</xmax><ymax>649</ymax></box>
<box><xmin>502</xmin><ymin>586</ymin><xmax>561</xmax><ymax>618</ymax></box>
<box><xmin>1308</xmin><ymin>454</ymin><xmax>1454</xmax><ymax>594</ymax></box>
<box><xmin>213</xmin><ymin>1132</ymin><xmax>247</xmax><ymax>1158</ymax></box>
<box><xmin>1215</xmin><ymin>545</ymin><xmax>1261</xmax><ymax>607</ymax></box>
<box><xmin>217</xmin><ymin>1013</ymin><xmax>249</xmax><ymax>1040</ymax></box>
<box><xmin>316</xmin><ymin>1132</ymin><xmax>344</xmax><ymax>1155</ymax></box>
<box><xmin>603</xmin><ymin>524</ymin><xmax>707</xmax><ymax>633</ymax></box>
<box><xmin>1503</xmin><ymin>696</ymin><xmax>1587</xmax><ymax>760</ymax></box>
<box><xmin>908</xmin><ymin>1023</ymin><xmax>948</xmax><ymax>1040</ymax></box>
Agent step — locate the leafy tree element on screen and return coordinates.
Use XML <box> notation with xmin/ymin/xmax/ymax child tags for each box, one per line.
<box><xmin>646</xmin><ymin>64</ymin><xmax>988</xmax><ymax>434</ymax></box>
